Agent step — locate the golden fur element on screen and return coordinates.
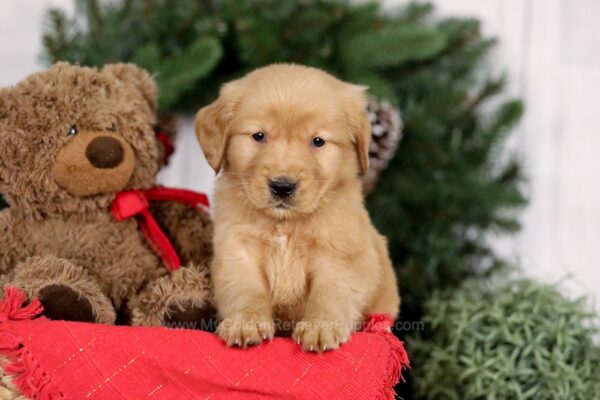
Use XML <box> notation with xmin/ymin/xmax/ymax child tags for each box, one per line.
<box><xmin>195</xmin><ymin>64</ymin><xmax>400</xmax><ymax>352</ymax></box>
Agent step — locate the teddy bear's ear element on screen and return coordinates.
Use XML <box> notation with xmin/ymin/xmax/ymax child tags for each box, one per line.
<box><xmin>0</xmin><ymin>92</ymin><xmax>8</xmax><ymax>163</ymax></box>
<box><xmin>51</xmin><ymin>61</ymin><xmax>75</xmax><ymax>71</ymax></box>
<box><xmin>102</xmin><ymin>63</ymin><xmax>158</xmax><ymax>110</ymax></box>
<box><xmin>0</xmin><ymin>87</ymin><xmax>8</xmax><ymax>117</ymax></box>
<box><xmin>0</xmin><ymin>130</ymin><xmax>15</xmax><ymax>190</ymax></box>
<box><xmin>0</xmin><ymin>90</ymin><xmax>19</xmax><ymax>188</ymax></box>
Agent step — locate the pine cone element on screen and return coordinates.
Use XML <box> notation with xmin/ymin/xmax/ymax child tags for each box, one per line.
<box><xmin>363</xmin><ymin>98</ymin><xmax>403</xmax><ymax>194</ymax></box>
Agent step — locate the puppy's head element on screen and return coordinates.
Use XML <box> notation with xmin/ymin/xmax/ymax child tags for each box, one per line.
<box><xmin>195</xmin><ymin>64</ymin><xmax>370</xmax><ymax>218</ymax></box>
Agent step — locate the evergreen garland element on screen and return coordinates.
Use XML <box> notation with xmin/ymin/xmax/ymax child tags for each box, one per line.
<box><xmin>41</xmin><ymin>0</ymin><xmax>446</xmax><ymax>109</ymax></box>
<box><xmin>41</xmin><ymin>0</ymin><xmax>526</xmax><ymax>323</ymax></box>
<box><xmin>371</xmin><ymin>16</ymin><xmax>527</xmax><ymax>321</ymax></box>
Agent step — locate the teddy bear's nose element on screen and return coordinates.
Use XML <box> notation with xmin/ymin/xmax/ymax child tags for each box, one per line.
<box><xmin>85</xmin><ymin>136</ymin><xmax>125</xmax><ymax>169</ymax></box>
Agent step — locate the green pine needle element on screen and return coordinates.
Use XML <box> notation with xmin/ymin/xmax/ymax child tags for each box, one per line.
<box><xmin>340</xmin><ymin>25</ymin><xmax>446</xmax><ymax>72</ymax></box>
<box><xmin>155</xmin><ymin>38</ymin><xmax>223</xmax><ymax>110</ymax></box>
<box><xmin>348</xmin><ymin>72</ymin><xmax>397</xmax><ymax>102</ymax></box>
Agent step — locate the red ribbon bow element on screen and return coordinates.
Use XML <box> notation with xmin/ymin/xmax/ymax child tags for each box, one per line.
<box><xmin>155</xmin><ymin>132</ymin><xmax>175</xmax><ymax>165</ymax></box>
<box><xmin>112</xmin><ymin>188</ymin><xmax>210</xmax><ymax>272</ymax></box>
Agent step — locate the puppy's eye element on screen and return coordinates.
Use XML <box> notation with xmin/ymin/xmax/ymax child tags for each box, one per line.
<box><xmin>67</xmin><ymin>126</ymin><xmax>78</xmax><ymax>136</ymax></box>
<box><xmin>311</xmin><ymin>137</ymin><xmax>325</xmax><ymax>148</ymax></box>
<box><xmin>252</xmin><ymin>132</ymin><xmax>266</xmax><ymax>142</ymax></box>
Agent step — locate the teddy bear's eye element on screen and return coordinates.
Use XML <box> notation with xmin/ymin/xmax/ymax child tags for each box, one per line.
<box><xmin>67</xmin><ymin>126</ymin><xmax>78</xmax><ymax>136</ymax></box>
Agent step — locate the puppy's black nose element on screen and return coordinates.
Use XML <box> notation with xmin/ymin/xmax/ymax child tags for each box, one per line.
<box><xmin>86</xmin><ymin>136</ymin><xmax>124</xmax><ymax>169</ymax></box>
<box><xmin>269</xmin><ymin>177</ymin><xmax>297</xmax><ymax>199</ymax></box>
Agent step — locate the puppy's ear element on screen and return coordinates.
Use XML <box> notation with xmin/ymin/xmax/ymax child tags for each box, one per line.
<box><xmin>343</xmin><ymin>84</ymin><xmax>371</xmax><ymax>176</ymax></box>
<box><xmin>195</xmin><ymin>81</ymin><xmax>243</xmax><ymax>174</ymax></box>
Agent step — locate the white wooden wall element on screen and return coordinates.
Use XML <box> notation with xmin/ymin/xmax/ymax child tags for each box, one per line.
<box><xmin>396</xmin><ymin>0</ymin><xmax>600</xmax><ymax>312</ymax></box>
<box><xmin>1</xmin><ymin>1</ymin><xmax>599</xmax><ymax>311</ymax></box>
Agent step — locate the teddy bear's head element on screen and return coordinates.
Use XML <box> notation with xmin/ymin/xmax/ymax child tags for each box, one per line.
<box><xmin>0</xmin><ymin>63</ymin><xmax>164</xmax><ymax>217</ymax></box>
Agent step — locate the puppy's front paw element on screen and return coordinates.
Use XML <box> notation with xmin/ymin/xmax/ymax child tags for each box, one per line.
<box><xmin>292</xmin><ymin>319</ymin><xmax>353</xmax><ymax>352</ymax></box>
<box><xmin>217</xmin><ymin>313</ymin><xmax>275</xmax><ymax>348</ymax></box>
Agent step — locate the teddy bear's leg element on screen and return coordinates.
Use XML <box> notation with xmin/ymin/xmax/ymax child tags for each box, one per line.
<box><xmin>130</xmin><ymin>263</ymin><xmax>215</xmax><ymax>331</ymax></box>
<box><xmin>9</xmin><ymin>256</ymin><xmax>116</xmax><ymax>324</ymax></box>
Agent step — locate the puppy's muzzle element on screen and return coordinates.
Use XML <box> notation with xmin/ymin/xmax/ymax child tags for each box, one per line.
<box><xmin>269</xmin><ymin>177</ymin><xmax>297</xmax><ymax>199</ymax></box>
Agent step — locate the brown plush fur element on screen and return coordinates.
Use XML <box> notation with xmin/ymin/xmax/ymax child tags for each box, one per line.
<box><xmin>0</xmin><ymin>63</ymin><xmax>213</xmax><ymax>327</ymax></box>
<box><xmin>129</xmin><ymin>264</ymin><xmax>213</xmax><ymax>327</ymax></box>
<box><xmin>195</xmin><ymin>64</ymin><xmax>400</xmax><ymax>352</ymax></box>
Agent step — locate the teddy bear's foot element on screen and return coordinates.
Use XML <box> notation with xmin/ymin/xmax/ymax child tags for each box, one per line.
<box><xmin>130</xmin><ymin>264</ymin><xmax>215</xmax><ymax>331</ymax></box>
<box><xmin>38</xmin><ymin>284</ymin><xmax>96</xmax><ymax>323</ymax></box>
<box><xmin>10</xmin><ymin>256</ymin><xmax>116</xmax><ymax>324</ymax></box>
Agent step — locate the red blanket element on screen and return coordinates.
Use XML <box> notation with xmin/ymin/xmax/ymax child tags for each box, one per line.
<box><xmin>0</xmin><ymin>288</ymin><xmax>409</xmax><ymax>400</ymax></box>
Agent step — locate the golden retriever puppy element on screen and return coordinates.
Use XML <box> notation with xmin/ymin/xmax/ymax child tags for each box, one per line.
<box><xmin>195</xmin><ymin>64</ymin><xmax>400</xmax><ymax>352</ymax></box>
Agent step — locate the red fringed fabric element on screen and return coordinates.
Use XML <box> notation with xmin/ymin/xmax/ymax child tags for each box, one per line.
<box><xmin>0</xmin><ymin>288</ymin><xmax>409</xmax><ymax>400</ymax></box>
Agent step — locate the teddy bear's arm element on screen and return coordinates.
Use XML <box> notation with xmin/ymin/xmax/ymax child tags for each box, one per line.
<box><xmin>131</xmin><ymin>201</ymin><xmax>215</xmax><ymax>329</ymax></box>
<box><xmin>149</xmin><ymin>201</ymin><xmax>213</xmax><ymax>267</ymax></box>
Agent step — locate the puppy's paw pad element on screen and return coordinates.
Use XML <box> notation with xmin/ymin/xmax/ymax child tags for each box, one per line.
<box><xmin>217</xmin><ymin>313</ymin><xmax>275</xmax><ymax>348</ymax></box>
<box><xmin>292</xmin><ymin>319</ymin><xmax>352</xmax><ymax>352</ymax></box>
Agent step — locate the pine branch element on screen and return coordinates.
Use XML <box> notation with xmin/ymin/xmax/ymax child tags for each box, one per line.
<box><xmin>40</xmin><ymin>9</ymin><xmax>75</xmax><ymax>64</ymax></box>
<box><xmin>349</xmin><ymin>72</ymin><xmax>397</xmax><ymax>102</ymax></box>
<box><xmin>397</xmin><ymin>1</ymin><xmax>434</xmax><ymax>23</ymax></box>
<box><xmin>340</xmin><ymin>25</ymin><xmax>446</xmax><ymax>72</ymax></box>
<box><xmin>156</xmin><ymin>38</ymin><xmax>224</xmax><ymax>110</ymax></box>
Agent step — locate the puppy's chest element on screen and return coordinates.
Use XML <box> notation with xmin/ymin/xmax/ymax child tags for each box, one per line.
<box><xmin>263</xmin><ymin>232</ymin><xmax>309</xmax><ymax>308</ymax></box>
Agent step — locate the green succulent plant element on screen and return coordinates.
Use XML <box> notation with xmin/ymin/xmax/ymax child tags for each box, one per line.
<box><xmin>410</xmin><ymin>277</ymin><xmax>600</xmax><ymax>400</ymax></box>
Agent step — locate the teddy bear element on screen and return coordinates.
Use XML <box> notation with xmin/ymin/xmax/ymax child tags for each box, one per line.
<box><xmin>0</xmin><ymin>62</ymin><xmax>214</xmax><ymax>329</ymax></box>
